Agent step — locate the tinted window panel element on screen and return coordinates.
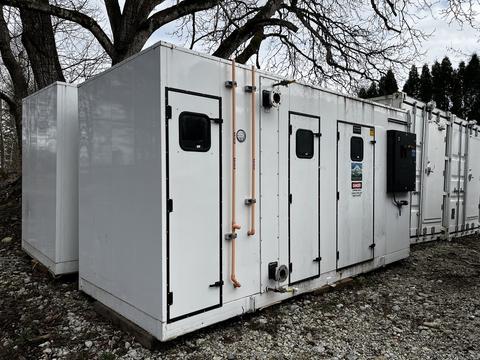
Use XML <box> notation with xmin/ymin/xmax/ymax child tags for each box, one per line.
<box><xmin>296</xmin><ymin>129</ymin><xmax>314</xmax><ymax>159</ymax></box>
<box><xmin>350</xmin><ymin>136</ymin><xmax>364</xmax><ymax>161</ymax></box>
<box><xmin>179</xmin><ymin>112</ymin><xmax>211</xmax><ymax>152</ymax></box>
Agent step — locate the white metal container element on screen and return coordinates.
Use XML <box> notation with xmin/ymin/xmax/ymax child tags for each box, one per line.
<box><xmin>371</xmin><ymin>93</ymin><xmax>480</xmax><ymax>242</ymax></box>
<box><xmin>78</xmin><ymin>42</ymin><xmax>411</xmax><ymax>341</ymax></box>
<box><xmin>22</xmin><ymin>82</ymin><xmax>79</xmax><ymax>275</ymax></box>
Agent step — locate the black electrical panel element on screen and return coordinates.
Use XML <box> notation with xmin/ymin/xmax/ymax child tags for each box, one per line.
<box><xmin>387</xmin><ymin>130</ymin><xmax>416</xmax><ymax>192</ymax></box>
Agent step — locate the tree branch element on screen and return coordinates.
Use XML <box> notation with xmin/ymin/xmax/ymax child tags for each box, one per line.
<box><xmin>213</xmin><ymin>0</ymin><xmax>297</xmax><ymax>59</ymax></box>
<box><xmin>0</xmin><ymin>0</ymin><xmax>115</xmax><ymax>57</ymax></box>
<box><xmin>140</xmin><ymin>0</ymin><xmax>220</xmax><ymax>37</ymax></box>
<box><xmin>0</xmin><ymin>90</ymin><xmax>16</xmax><ymax>112</ymax></box>
<box><xmin>0</xmin><ymin>5</ymin><xmax>28</xmax><ymax>98</ymax></box>
<box><xmin>235</xmin><ymin>29</ymin><xmax>265</xmax><ymax>64</ymax></box>
<box><xmin>103</xmin><ymin>0</ymin><xmax>122</xmax><ymax>38</ymax></box>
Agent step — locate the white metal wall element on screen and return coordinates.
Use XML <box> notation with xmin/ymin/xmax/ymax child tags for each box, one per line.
<box><xmin>371</xmin><ymin>93</ymin><xmax>480</xmax><ymax>242</ymax></box>
<box><xmin>22</xmin><ymin>82</ymin><xmax>78</xmax><ymax>275</ymax></box>
<box><xmin>78</xmin><ymin>42</ymin><xmax>411</xmax><ymax>342</ymax></box>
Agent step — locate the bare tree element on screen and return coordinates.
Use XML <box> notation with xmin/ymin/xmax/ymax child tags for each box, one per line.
<box><xmin>20</xmin><ymin>0</ymin><xmax>65</xmax><ymax>88</ymax></box>
<box><xmin>0</xmin><ymin>0</ymin><xmax>477</xmax><ymax>88</ymax></box>
<box><xmin>0</xmin><ymin>5</ymin><xmax>28</xmax><ymax>150</ymax></box>
<box><xmin>0</xmin><ymin>1</ymin><xmax>108</xmax><ymax>162</ymax></box>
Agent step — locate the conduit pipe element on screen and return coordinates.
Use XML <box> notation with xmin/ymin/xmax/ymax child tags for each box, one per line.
<box><xmin>247</xmin><ymin>65</ymin><xmax>257</xmax><ymax>236</ymax></box>
<box><xmin>230</xmin><ymin>59</ymin><xmax>241</xmax><ymax>288</ymax></box>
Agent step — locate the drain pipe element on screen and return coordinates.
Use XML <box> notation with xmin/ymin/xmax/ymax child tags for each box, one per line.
<box><xmin>247</xmin><ymin>65</ymin><xmax>257</xmax><ymax>236</ymax></box>
<box><xmin>230</xmin><ymin>59</ymin><xmax>241</xmax><ymax>288</ymax></box>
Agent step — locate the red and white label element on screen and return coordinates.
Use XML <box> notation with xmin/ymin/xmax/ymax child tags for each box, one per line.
<box><xmin>352</xmin><ymin>182</ymin><xmax>362</xmax><ymax>189</ymax></box>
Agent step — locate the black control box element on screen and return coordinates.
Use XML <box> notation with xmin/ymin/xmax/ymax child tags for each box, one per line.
<box><xmin>386</xmin><ymin>130</ymin><xmax>416</xmax><ymax>192</ymax></box>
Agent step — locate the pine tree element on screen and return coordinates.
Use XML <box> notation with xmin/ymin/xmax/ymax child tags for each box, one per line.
<box><xmin>403</xmin><ymin>65</ymin><xmax>420</xmax><ymax>98</ymax></box>
<box><xmin>431</xmin><ymin>60</ymin><xmax>443</xmax><ymax>108</ymax></box>
<box><xmin>451</xmin><ymin>61</ymin><xmax>465</xmax><ymax>118</ymax></box>
<box><xmin>464</xmin><ymin>54</ymin><xmax>480</xmax><ymax>120</ymax></box>
<box><xmin>378</xmin><ymin>69</ymin><xmax>398</xmax><ymax>95</ymax></box>
<box><xmin>432</xmin><ymin>57</ymin><xmax>454</xmax><ymax>111</ymax></box>
<box><xmin>419</xmin><ymin>64</ymin><xmax>433</xmax><ymax>103</ymax></box>
<box><xmin>358</xmin><ymin>87</ymin><xmax>368</xmax><ymax>98</ymax></box>
<box><xmin>366</xmin><ymin>82</ymin><xmax>379</xmax><ymax>98</ymax></box>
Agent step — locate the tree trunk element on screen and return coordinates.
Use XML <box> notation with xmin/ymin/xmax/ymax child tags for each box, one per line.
<box><xmin>19</xmin><ymin>0</ymin><xmax>65</xmax><ymax>89</ymax></box>
<box><xmin>0</xmin><ymin>101</ymin><xmax>4</xmax><ymax>171</ymax></box>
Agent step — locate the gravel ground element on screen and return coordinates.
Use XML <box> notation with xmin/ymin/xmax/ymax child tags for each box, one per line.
<box><xmin>1</xmin><ymin>178</ymin><xmax>480</xmax><ymax>360</ymax></box>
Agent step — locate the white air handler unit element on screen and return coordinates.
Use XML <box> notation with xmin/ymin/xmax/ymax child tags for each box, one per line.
<box><xmin>78</xmin><ymin>42</ymin><xmax>413</xmax><ymax>341</ymax></box>
<box><xmin>371</xmin><ymin>93</ymin><xmax>480</xmax><ymax>242</ymax></box>
<box><xmin>22</xmin><ymin>82</ymin><xmax>79</xmax><ymax>275</ymax></box>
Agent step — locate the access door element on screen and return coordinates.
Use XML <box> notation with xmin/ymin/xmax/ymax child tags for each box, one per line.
<box><xmin>166</xmin><ymin>89</ymin><xmax>222</xmax><ymax>322</ymax></box>
<box><xmin>337</xmin><ymin>122</ymin><xmax>375</xmax><ymax>269</ymax></box>
<box><xmin>464</xmin><ymin>129</ymin><xmax>480</xmax><ymax>230</ymax></box>
<box><xmin>420</xmin><ymin>119</ymin><xmax>447</xmax><ymax>232</ymax></box>
<box><xmin>288</xmin><ymin>112</ymin><xmax>320</xmax><ymax>284</ymax></box>
<box><xmin>448</xmin><ymin>123</ymin><xmax>466</xmax><ymax>234</ymax></box>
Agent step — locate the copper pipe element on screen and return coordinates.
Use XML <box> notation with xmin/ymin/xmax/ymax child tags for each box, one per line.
<box><xmin>230</xmin><ymin>59</ymin><xmax>241</xmax><ymax>288</ymax></box>
<box><xmin>247</xmin><ymin>65</ymin><xmax>257</xmax><ymax>236</ymax></box>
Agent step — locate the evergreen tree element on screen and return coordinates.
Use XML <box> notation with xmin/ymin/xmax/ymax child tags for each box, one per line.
<box><xmin>419</xmin><ymin>64</ymin><xmax>433</xmax><ymax>103</ymax></box>
<box><xmin>464</xmin><ymin>54</ymin><xmax>480</xmax><ymax>120</ymax></box>
<box><xmin>432</xmin><ymin>57</ymin><xmax>454</xmax><ymax>111</ymax></box>
<box><xmin>403</xmin><ymin>65</ymin><xmax>421</xmax><ymax>98</ymax></box>
<box><xmin>358</xmin><ymin>87</ymin><xmax>368</xmax><ymax>98</ymax></box>
<box><xmin>431</xmin><ymin>60</ymin><xmax>442</xmax><ymax>108</ymax></box>
<box><xmin>366</xmin><ymin>82</ymin><xmax>379</xmax><ymax>98</ymax></box>
<box><xmin>378</xmin><ymin>69</ymin><xmax>398</xmax><ymax>95</ymax></box>
<box><xmin>451</xmin><ymin>61</ymin><xmax>466</xmax><ymax>118</ymax></box>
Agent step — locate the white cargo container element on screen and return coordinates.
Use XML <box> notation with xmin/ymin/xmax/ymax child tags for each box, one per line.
<box><xmin>78</xmin><ymin>42</ymin><xmax>412</xmax><ymax>341</ymax></box>
<box><xmin>22</xmin><ymin>82</ymin><xmax>79</xmax><ymax>275</ymax></box>
<box><xmin>371</xmin><ymin>93</ymin><xmax>480</xmax><ymax>242</ymax></box>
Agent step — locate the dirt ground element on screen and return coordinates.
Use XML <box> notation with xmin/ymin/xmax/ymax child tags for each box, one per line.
<box><xmin>1</xmin><ymin>178</ymin><xmax>480</xmax><ymax>359</ymax></box>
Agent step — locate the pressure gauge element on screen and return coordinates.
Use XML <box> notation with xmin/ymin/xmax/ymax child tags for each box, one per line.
<box><xmin>236</xmin><ymin>129</ymin><xmax>246</xmax><ymax>143</ymax></box>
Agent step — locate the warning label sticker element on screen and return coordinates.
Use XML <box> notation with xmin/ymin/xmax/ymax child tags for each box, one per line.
<box><xmin>351</xmin><ymin>162</ymin><xmax>363</xmax><ymax>181</ymax></box>
<box><xmin>352</xmin><ymin>182</ymin><xmax>362</xmax><ymax>189</ymax></box>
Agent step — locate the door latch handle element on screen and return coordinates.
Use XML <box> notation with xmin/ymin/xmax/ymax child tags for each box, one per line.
<box><xmin>209</xmin><ymin>280</ymin><xmax>224</xmax><ymax>288</ymax></box>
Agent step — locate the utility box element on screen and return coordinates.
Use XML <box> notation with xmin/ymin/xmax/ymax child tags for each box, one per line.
<box><xmin>22</xmin><ymin>82</ymin><xmax>78</xmax><ymax>275</ymax></box>
<box><xmin>386</xmin><ymin>130</ymin><xmax>416</xmax><ymax>192</ymax></box>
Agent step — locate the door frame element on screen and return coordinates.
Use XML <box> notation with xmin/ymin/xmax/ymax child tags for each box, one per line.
<box><xmin>336</xmin><ymin>120</ymin><xmax>376</xmax><ymax>270</ymax></box>
<box><xmin>288</xmin><ymin>111</ymin><xmax>321</xmax><ymax>285</ymax></box>
<box><xmin>450</xmin><ymin>121</ymin><xmax>466</xmax><ymax>234</ymax></box>
<box><xmin>165</xmin><ymin>87</ymin><xmax>223</xmax><ymax>323</ymax></box>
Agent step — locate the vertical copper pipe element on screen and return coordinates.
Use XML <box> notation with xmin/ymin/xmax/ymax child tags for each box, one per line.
<box><xmin>247</xmin><ymin>65</ymin><xmax>257</xmax><ymax>236</ymax></box>
<box><xmin>230</xmin><ymin>59</ymin><xmax>241</xmax><ymax>288</ymax></box>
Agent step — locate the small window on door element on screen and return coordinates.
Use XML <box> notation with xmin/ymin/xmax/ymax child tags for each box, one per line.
<box><xmin>350</xmin><ymin>136</ymin><xmax>364</xmax><ymax>161</ymax></box>
<box><xmin>296</xmin><ymin>129</ymin><xmax>314</xmax><ymax>159</ymax></box>
<box><xmin>179</xmin><ymin>112</ymin><xmax>211</xmax><ymax>152</ymax></box>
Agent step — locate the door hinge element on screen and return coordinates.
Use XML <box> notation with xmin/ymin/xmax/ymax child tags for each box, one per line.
<box><xmin>313</xmin><ymin>257</ymin><xmax>321</xmax><ymax>262</ymax></box>
<box><xmin>289</xmin><ymin>263</ymin><xmax>293</xmax><ymax>273</ymax></box>
<box><xmin>336</xmin><ymin>251</ymin><xmax>340</xmax><ymax>260</ymax></box>
<box><xmin>369</xmin><ymin>243</ymin><xmax>376</xmax><ymax>249</ymax></box>
<box><xmin>166</xmin><ymin>105</ymin><xmax>172</xmax><ymax>120</ymax></box>
<box><xmin>289</xmin><ymin>193</ymin><xmax>293</xmax><ymax>204</ymax></box>
<box><xmin>337</xmin><ymin>192</ymin><xmax>340</xmax><ymax>200</ymax></box>
<box><xmin>289</xmin><ymin>124</ymin><xmax>293</xmax><ymax>135</ymax></box>
<box><xmin>209</xmin><ymin>280</ymin><xmax>224</xmax><ymax>288</ymax></box>
<box><xmin>167</xmin><ymin>199</ymin><xmax>173</xmax><ymax>213</ymax></box>
<box><xmin>167</xmin><ymin>291</ymin><xmax>173</xmax><ymax>305</ymax></box>
<box><xmin>337</xmin><ymin>132</ymin><xmax>340</xmax><ymax>141</ymax></box>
